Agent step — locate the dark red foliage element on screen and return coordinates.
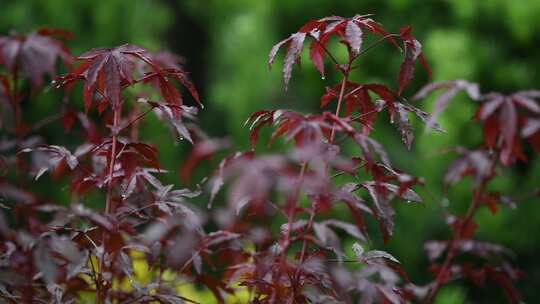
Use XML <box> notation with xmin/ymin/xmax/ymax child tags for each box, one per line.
<box><xmin>0</xmin><ymin>28</ymin><xmax>72</xmax><ymax>89</ymax></box>
<box><xmin>475</xmin><ymin>91</ymin><xmax>540</xmax><ymax>165</ymax></box>
<box><xmin>267</xmin><ymin>14</ymin><xmax>431</xmax><ymax>108</ymax></box>
<box><xmin>54</xmin><ymin>44</ymin><xmax>200</xmax><ymax>113</ymax></box>
<box><xmin>413</xmin><ymin>79</ymin><xmax>480</xmax><ymax>129</ymax></box>
<box><xmin>0</xmin><ymin>13</ymin><xmax>536</xmax><ymax>304</ymax></box>
<box><xmin>415</xmin><ymin>80</ymin><xmax>539</xmax><ymax>303</ymax></box>
<box><xmin>397</xmin><ymin>26</ymin><xmax>431</xmax><ymax>95</ymax></box>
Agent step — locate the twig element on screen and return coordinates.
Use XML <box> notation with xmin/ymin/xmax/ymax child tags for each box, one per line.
<box><xmin>118</xmin><ymin>107</ymin><xmax>154</xmax><ymax>134</ymax></box>
<box><xmin>423</xmin><ymin>152</ymin><xmax>498</xmax><ymax>303</ymax></box>
<box><xmin>354</xmin><ymin>34</ymin><xmax>402</xmax><ymax>59</ymax></box>
<box><xmin>105</xmin><ymin>108</ymin><xmax>121</xmax><ymax>214</ymax></box>
<box><xmin>30</xmin><ymin>112</ymin><xmax>62</xmax><ymax>132</ymax></box>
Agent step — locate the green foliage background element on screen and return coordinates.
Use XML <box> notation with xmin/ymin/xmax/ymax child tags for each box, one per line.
<box><xmin>1</xmin><ymin>0</ymin><xmax>539</xmax><ymax>302</ymax></box>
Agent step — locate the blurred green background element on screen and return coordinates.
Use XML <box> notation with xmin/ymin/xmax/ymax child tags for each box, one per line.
<box><xmin>1</xmin><ymin>0</ymin><xmax>539</xmax><ymax>302</ymax></box>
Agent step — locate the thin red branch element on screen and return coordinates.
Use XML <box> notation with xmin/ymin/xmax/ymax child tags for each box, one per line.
<box><xmin>293</xmin><ymin>54</ymin><xmax>352</xmax><ymax>294</ymax></box>
<box><xmin>105</xmin><ymin>108</ymin><xmax>121</xmax><ymax>214</ymax></box>
<box><xmin>424</xmin><ymin>151</ymin><xmax>499</xmax><ymax>303</ymax></box>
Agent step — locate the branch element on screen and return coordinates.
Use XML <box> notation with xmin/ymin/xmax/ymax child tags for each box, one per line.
<box><xmin>105</xmin><ymin>108</ymin><xmax>121</xmax><ymax>214</ymax></box>
<box><xmin>354</xmin><ymin>33</ymin><xmax>402</xmax><ymax>60</ymax></box>
<box><xmin>423</xmin><ymin>151</ymin><xmax>499</xmax><ymax>303</ymax></box>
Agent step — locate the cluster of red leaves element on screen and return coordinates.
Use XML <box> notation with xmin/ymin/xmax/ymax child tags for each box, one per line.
<box><xmin>0</xmin><ymin>28</ymin><xmax>234</xmax><ymax>304</ymax></box>
<box><xmin>320</xmin><ymin>81</ymin><xmax>443</xmax><ymax>148</ymax></box>
<box><xmin>0</xmin><ymin>29</ymin><xmax>73</xmax><ymax>136</ymax></box>
<box><xmin>54</xmin><ymin>43</ymin><xmax>200</xmax><ymax>114</ymax></box>
<box><xmin>0</xmin><ymin>13</ymin><xmax>537</xmax><ymax>304</ymax></box>
<box><xmin>414</xmin><ymin>81</ymin><xmax>540</xmax><ymax>165</ymax></box>
<box><xmin>414</xmin><ymin>80</ymin><xmax>540</xmax><ymax>303</ymax></box>
<box><xmin>476</xmin><ymin>91</ymin><xmax>540</xmax><ymax>165</ymax></box>
<box><xmin>0</xmin><ymin>28</ymin><xmax>72</xmax><ymax>89</ymax></box>
<box><xmin>191</xmin><ymin>15</ymin><xmax>436</xmax><ymax>303</ymax></box>
<box><xmin>268</xmin><ymin>14</ymin><xmax>430</xmax><ymax>94</ymax></box>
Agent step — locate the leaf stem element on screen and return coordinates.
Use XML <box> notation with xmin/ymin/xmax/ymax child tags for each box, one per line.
<box><xmin>30</xmin><ymin>112</ymin><xmax>63</xmax><ymax>133</ymax></box>
<box><xmin>87</xmin><ymin>253</ymin><xmax>101</xmax><ymax>298</ymax></box>
<box><xmin>118</xmin><ymin>107</ymin><xmax>153</xmax><ymax>134</ymax></box>
<box><xmin>354</xmin><ymin>34</ymin><xmax>402</xmax><ymax>59</ymax></box>
<box><xmin>329</xmin><ymin>63</ymin><xmax>351</xmax><ymax>143</ymax></box>
<box><xmin>98</xmin><ymin>107</ymin><xmax>121</xmax><ymax>304</ymax></box>
<box><xmin>105</xmin><ymin>108</ymin><xmax>121</xmax><ymax>214</ymax></box>
<box><xmin>281</xmin><ymin>162</ymin><xmax>309</xmax><ymax>299</ymax></box>
<box><xmin>283</xmin><ymin>162</ymin><xmax>308</xmax><ymax>254</ymax></box>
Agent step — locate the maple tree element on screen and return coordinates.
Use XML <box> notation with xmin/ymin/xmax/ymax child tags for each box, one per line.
<box><xmin>0</xmin><ymin>13</ymin><xmax>538</xmax><ymax>304</ymax></box>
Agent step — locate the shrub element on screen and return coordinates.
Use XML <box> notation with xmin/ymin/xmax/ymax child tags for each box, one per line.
<box><xmin>0</xmin><ymin>14</ymin><xmax>538</xmax><ymax>304</ymax></box>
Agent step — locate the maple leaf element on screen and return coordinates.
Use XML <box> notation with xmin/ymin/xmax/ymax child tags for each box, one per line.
<box><xmin>140</xmin><ymin>67</ymin><xmax>201</xmax><ymax>109</ymax></box>
<box><xmin>332</xmin><ymin>262</ymin><xmax>407</xmax><ymax>304</ymax></box>
<box><xmin>153</xmin><ymin>184</ymin><xmax>201</xmax><ymax>218</ymax></box>
<box><xmin>424</xmin><ymin>240</ymin><xmax>513</xmax><ymax>262</ymax></box>
<box><xmin>352</xmin><ymin>242</ymin><xmax>400</xmax><ymax>265</ymax></box>
<box><xmin>332</xmin><ymin>183</ymin><xmax>373</xmax><ymax>240</ymax></box>
<box><xmin>345</xmin><ymin>20</ymin><xmax>363</xmax><ymax>54</ymax></box>
<box><xmin>244</xmin><ymin>110</ymin><xmax>279</xmax><ymax>148</ymax></box>
<box><xmin>475</xmin><ymin>90</ymin><xmax>540</xmax><ymax>165</ymax></box>
<box><xmin>269</xmin><ymin>32</ymin><xmax>306</xmax><ymax>90</ymax></box>
<box><xmin>424</xmin><ymin>239</ymin><xmax>523</xmax><ymax>303</ymax></box>
<box><xmin>352</xmin><ymin>133</ymin><xmax>392</xmax><ymax>169</ymax></box>
<box><xmin>413</xmin><ymin>80</ymin><xmax>480</xmax><ymax>129</ymax></box>
<box><xmin>443</xmin><ymin>148</ymin><xmax>492</xmax><ymax>188</ymax></box>
<box><xmin>205</xmin><ymin>153</ymin><xmax>330</xmax><ymax>216</ymax></box>
<box><xmin>71</xmin><ymin>204</ymin><xmax>114</xmax><ymax>231</ymax></box>
<box><xmin>149</xmin><ymin>50</ymin><xmax>185</xmax><ymax>70</ymax></box>
<box><xmin>180</xmin><ymin>138</ymin><xmax>230</xmax><ymax>183</ymax></box>
<box><xmin>139</xmin><ymin>98</ymin><xmax>198</xmax><ymax>143</ymax></box>
<box><xmin>119</xmin><ymin>167</ymin><xmax>166</xmax><ymax>199</ymax></box>
<box><xmin>388</xmin><ymin>101</ymin><xmax>445</xmax><ymax>149</ymax></box>
<box><xmin>357</xmin><ymin>181</ymin><xmax>422</xmax><ymax>242</ymax></box>
<box><xmin>313</xmin><ymin>221</ymin><xmax>343</xmax><ymax>259</ymax></box>
<box><xmin>320</xmin><ymin>219</ymin><xmax>367</xmax><ymax>242</ymax></box>
<box><xmin>397</xmin><ymin>26</ymin><xmax>431</xmax><ymax>95</ymax></box>
<box><xmin>247</xmin><ymin>109</ymin><xmax>395</xmax><ymax>168</ymax></box>
<box><xmin>55</xmin><ymin>44</ymin><xmax>200</xmax><ymax>114</ymax></box>
<box><xmin>320</xmin><ymin>82</ymin><xmax>388</xmax><ymax>134</ymax></box>
<box><xmin>55</xmin><ymin>44</ymin><xmax>152</xmax><ymax>112</ymax></box>
<box><xmin>116</xmin><ymin>141</ymin><xmax>161</xmax><ymax>176</ymax></box>
<box><xmin>0</xmin><ymin>181</ymin><xmax>38</xmax><ymax>204</ymax></box>
<box><xmin>391</xmin><ymin>102</ymin><xmax>415</xmax><ymax>149</ymax></box>
<box><xmin>246</xmin><ymin>110</ymin><xmax>336</xmax><ymax>148</ymax></box>
<box><xmin>18</xmin><ymin>145</ymin><xmax>78</xmax><ymax>180</ymax></box>
<box><xmin>0</xmin><ymin>28</ymin><xmax>72</xmax><ymax>89</ymax></box>
<box><xmin>206</xmin><ymin>151</ymin><xmax>254</xmax><ymax>208</ymax></box>
<box><xmin>269</xmin><ymin>15</ymin><xmax>399</xmax><ymax>89</ymax></box>
<box><xmin>320</xmin><ymin>81</ymin><xmax>442</xmax><ymax>148</ymax></box>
